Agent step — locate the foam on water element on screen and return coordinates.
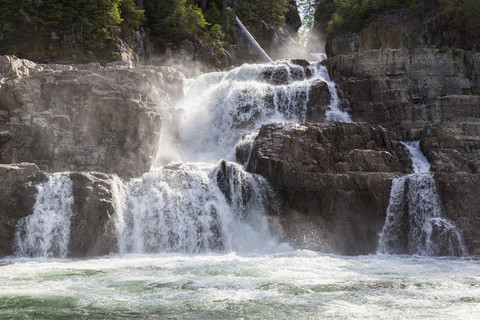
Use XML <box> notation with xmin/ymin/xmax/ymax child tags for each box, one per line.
<box><xmin>1</xmin><ymin>253</ymin><xmax>479</xmax><ymax>319</ymax></box>
<box><xmin>14</xmin><ymin>174</ymin><xmax>74</xmax><ymax>258</ymax></box>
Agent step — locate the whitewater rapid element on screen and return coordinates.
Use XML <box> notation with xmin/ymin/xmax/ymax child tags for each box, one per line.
<box><xmin>1</xmin><ymin>253</ymin><xmax>479</xmax><ymax>319</ymax></box>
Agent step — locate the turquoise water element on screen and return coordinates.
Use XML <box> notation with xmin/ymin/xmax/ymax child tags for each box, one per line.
<box><xmin>1</xmin><ymin>251</ymin><xmax>479</xmax><ymax>319</ymax></box>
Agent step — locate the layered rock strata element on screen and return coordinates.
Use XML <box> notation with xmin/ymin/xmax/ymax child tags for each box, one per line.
<box><xmin>0</xmin><ymin>55</ymin><xmax>183</xmax><ymax>178</ymax></box>
<box><xmin>246</xmin><ymin>122</ymin><xmax>411</xmax><ymax>255</ymax></box>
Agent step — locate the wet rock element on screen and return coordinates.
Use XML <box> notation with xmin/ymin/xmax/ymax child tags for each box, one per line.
<box><xmin>435</xmin><ymin>173</ymin><xmax>480</xmax><ymax>256</ymax></box>
<box><xmin>68</xmin><ymin>172</ymin><xmax>122</xmax><ymax>257</ymax></box>
<box><xmin>0</xmin><ymin>163</ymin><xmax>47</xmax><ymax>256</ymax></box>
<box><xmin>247</xmin><ymin>122</ymin><xmax>410</xmax><ymax>255</ymax></box>
<box><xmin>324</xmin><ymin>48</ymin><xmax>480</xmax><ymax>177</ymax></box>
<box><xmin>306</xmin><ymin>80</ymin><xmax>330</xmax><ymax>122</ymax></box>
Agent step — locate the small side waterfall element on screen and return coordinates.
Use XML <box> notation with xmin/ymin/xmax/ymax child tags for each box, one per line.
<box><xmin>378</xmin><ymin>142</ymin><xmax>467</xmax><ymax>256</ymax></box>
<box><xmin>14</xmin><ymin>174</ymin><xmax>74</xmax><ymax>258</ymax></box>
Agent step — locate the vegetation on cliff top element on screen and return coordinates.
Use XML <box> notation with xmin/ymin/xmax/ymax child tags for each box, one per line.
<box><xmin>315</xmin><ymin>0</ymin><xmax>479</xmax><ymax>33</ymax></box>
<box><xmin>313</xmin><ymin>0</ymin><xmax>479</xmax><ymax>50</ymax></box>
<box><xmin>0</xmin><ymin>0</ymin><xmax>293</xmax><ymax>62</ymax></box>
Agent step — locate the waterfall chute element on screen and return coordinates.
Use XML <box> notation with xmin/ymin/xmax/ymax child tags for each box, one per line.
<box><xmin>166</xmin><ymin>60</ymin><xmax>350</xmax><ymax>164</ymax></box>
<box><xmin>378</xmin><ymin>141</ymin><xmax>467</xmax><ymax>256</ymax></box>
<box><xmin>14</xmin><ymin>174</ymin><xmax>74</xmax><ymax>258</ymax></box>
<box><xmin>115</xmin><ymin>161</ymin><xmax>280</xmax><ymax>254</ymax></box>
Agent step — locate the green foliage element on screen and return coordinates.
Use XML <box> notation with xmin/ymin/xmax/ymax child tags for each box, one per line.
<box><xmin>309</xmin><ymin>0</ymin><xmax>425</xmax><ymax>32</ymax></box>
<box><xmin>204</xmin><ymin>2</ymin><xmax>222</xmax><ymax>26</ymax></box>
<box><xmin>144</xmin><ymin>0</ymin><xmax>207</xmax><ymax>46</ymax></box>
<box><xmin>440</xmin><ymin>0</ymin><xmax>480</xmax><ymax>48</ymax></box>
<box><xmin>0</xmin><ymin>0</ymin><xmax>145</xmax><ymax>56</ymax></box>
<box><xmin>204</xmin><ymin>23</ymin><xmax>226</xmax><ymax>48</ymax></box>
<box><xmin>236</xmin><ymin>0</ymin><xmax>289</xmax><ymax>24</ymax></box>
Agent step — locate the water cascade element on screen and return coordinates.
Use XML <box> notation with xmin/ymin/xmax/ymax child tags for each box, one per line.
<box><xmin>13</xmin><ymin>59</ymin><xmax>349</xmax><ymax>257</ymax></box>
<box><xmin>116</xmin><ymin>161</ymin><xmax>278</xmax><ymax>254</ymax></box>
<box><xmin>163</xmin><ymin>59</ymin><xmax>351</xmax><ymax>164</ymax></box>
<box><xmin>14</xmin><ymin>174</ymin><xmax>74</xmax><ymax>258</ymax></box>
<box><xmin>378</xmin><ymin>141</ymin><xmax>466</xmax><ymax>256</ymax></box>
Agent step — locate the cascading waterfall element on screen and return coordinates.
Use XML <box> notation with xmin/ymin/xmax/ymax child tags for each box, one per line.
<box><xmin>13</xmin><ymin>59</ymin><xmax>348</xmax><ymax>257</ymax></box>
<box><xmin>115</xmin><ymin>161</ymin><xmax>279</xmax><ymax>254</ymax></box>
<box><xmin>378</xmin><ymin>141</ymin><xmax>466</xmax><ymax>256</ymax></box>
<box><xmin>14</xmin><ymin>174</ymin><xmax>74</xmax><ymax>258</ymax></box>
<box><xmin>168</xmin><ymin>59</ymin><xmax>351</xmax><ymax>163</ymax></box>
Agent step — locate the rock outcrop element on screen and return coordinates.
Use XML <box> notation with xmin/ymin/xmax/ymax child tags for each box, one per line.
<box><xmin>325</xmin><ymin>48</ymin><xmax>480</xmax><ymax>130</ymax></box>
<box><xmin>245</xmin><ymin>122</ymin><xmax>411</xmax><ymax>255</ymax></box>
<box><xmin>0</xmin><ymin>55</ymin><xmax>183</xmax><ymax>178</ymax></box>
<box><xmin>68</xmin><ymin>172</ymin><xmax>123</xmax><ymax>257</ymax></box>
<box><xmin>324</xmin><ymin>48</ymin><xmax>480</xmax><ymax>173</ymax></box>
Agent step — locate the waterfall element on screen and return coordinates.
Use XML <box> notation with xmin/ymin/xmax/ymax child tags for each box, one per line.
<box><xmin>13</xmin><ymin>59</ymin><xmax>350</xmax><ymax>258</ymax></box>
<box><xmin>157</xmin><ymin>59</ymin><xmax>351</xmax><ymax>164</ymax></box>
<box><xmin>14</xmin><ymin>174</ymin><xmax>74</xmax><ymax>258</ymax></box>
<box><xmin>115</xmin><ymin>161</ymin><xmax>278</xmax><ymax>254</ymax></box>
<box><xmin>378</xmin><ymin>142</ymin><xmax>467</xmax><ymax>256</ymax></box>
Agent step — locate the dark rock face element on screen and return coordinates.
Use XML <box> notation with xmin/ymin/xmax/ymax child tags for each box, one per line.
<box><xmin>246</xmin><ymin>122</ymin><xmax>410</xmax><ymax>255</ymax></box>
<box><xmin>325</xmin><ymin>48</ymin><xmax>480</xmax><ymax>130</ymax></box>
<box><xmin>0</xmin><ymin>56</ymin><xmax>183</xmax><ymax>178</ymax></box>
<box><xmin>0</xmin><ymin>163</ymin><xmax>47</xmax><ymax>256</ymax></box>
<box><xmin>324</xmin><ymin>48</ymin><xmax>480</xmax><ymax>174</ymax></box>
<box><xmin>435</xmin><ymin>173</ymin><xmax>480</xmax><ymax>256</ymax></box>
<box><xmin>68</xmin><ymin>172</ymin><xmax>122</xmax><ymax>257</ymax></box>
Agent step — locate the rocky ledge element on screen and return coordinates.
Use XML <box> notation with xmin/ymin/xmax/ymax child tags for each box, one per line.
<box><xmin>245</xmin><ymin>121</ymin><xmax>480</xmax><ymax>256</ymax></box>
<box><xmin>0</xmin><ymin>55</ymin><xmax>183</xmax><ymax>178</ymax></box>
<box><xmin>244</xmin><ymin>122</ymin><xmax>411</xmax><ymax>255</ymax></box>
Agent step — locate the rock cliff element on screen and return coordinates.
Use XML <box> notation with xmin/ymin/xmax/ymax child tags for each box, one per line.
<box><xmin>321</xmin><ymin>2</ymin><xmax>480</xmax><ymax>57</ymax></box>
<box><xmin>245</xmin><ymin>122</ymin><xmax>410</xmax><ymax>255</ymax></box>
<box><xmin>0</xmin><ymin>55</ymin><xmax>183</xmax><ymax>178</ymax></box>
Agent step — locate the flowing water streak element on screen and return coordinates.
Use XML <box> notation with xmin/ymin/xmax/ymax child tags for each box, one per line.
<box><xmin>378</xmin><ymin>142</ymin><xmax>466</xmax><ymax>256</ymax></box>
<box><xmin>1</xmin><ymin>253</ymin><xmax>480</xmax><ymax>319</ymax></box>
<box><xmin>14</xmin><ymin>174</ymin><xmax>74</xmax><ymax>258</ymax></box>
